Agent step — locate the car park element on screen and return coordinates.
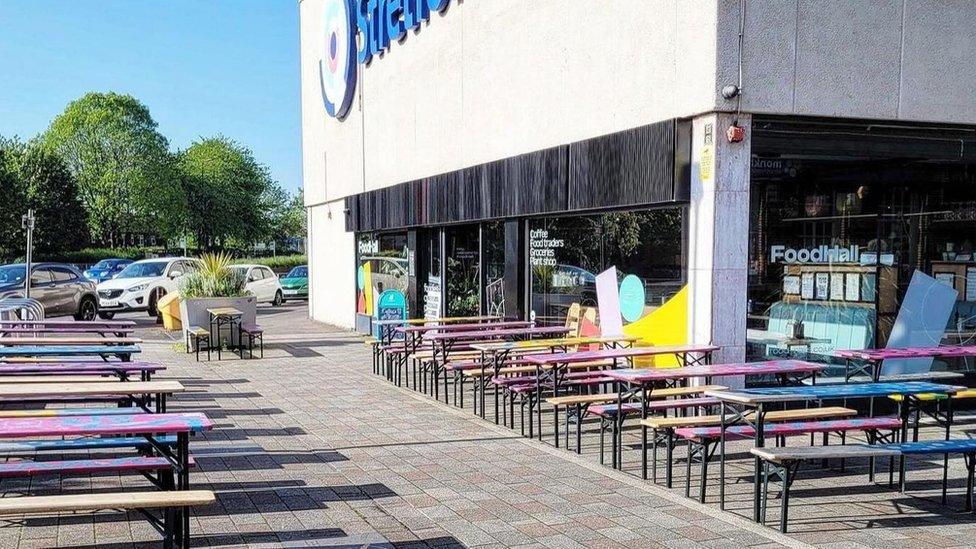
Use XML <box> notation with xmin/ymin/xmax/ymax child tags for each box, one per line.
<box><xmin>279</xmin><ymin>265</ymin><xmax>308</xmax><ymax>301</ymax></box>
<box><xmin>229</xmin><ymin>264</ymin><xmax>284</xmax><ymax>306</ymax></box>
<box><xmin>0</xmin><ymin>262</ymin><xmax>99</xmax><ymax>320</ymax></box>
<box><xmin>95</xmin><ymin>257</ymin><xmax>199</xmax><ymax>319</ymax></box>
<box><xmin>82</xmin><ymin>258</ymin><xmax>133</xmax><ymax>283</ymax></box>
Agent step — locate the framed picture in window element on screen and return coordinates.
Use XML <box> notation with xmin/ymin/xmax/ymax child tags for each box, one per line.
<box><xmin>783</xmin><ymin>276</ymin><xmax>801</xmax><ymax>295</ymax></box>
<box><xmin>830</xmin><ymin>273</ymin><xmax>845</xmax><ymax>300</ymax></box>
<box><xmin>845</xmin><ymin>273</ymin><xmax>860</xmax><ymax>301</ymax></box>
<box><xmin>800</xmin><ymin>273</ymin><xmax>814</xmax><ymax>300</ymax></box>
<box><xmin>815</xmin><ymin>272</ymin><xmax>829</xmax><ymax>300</ymax></box>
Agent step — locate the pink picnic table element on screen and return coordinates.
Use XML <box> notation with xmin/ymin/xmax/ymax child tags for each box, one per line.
<box><xmin>0</xmin><ymin>361</ymin><xmax>164</xmax><ymax>381</ymax></box>
<box><xmin>0</xmin><ymin>411</ymin><xmax>213</xmax><ymax>532</ymax></box>
<box><xmin>520</xmin><ymin>344</ymin><xmax>721</xmax><ymax>447</ymax></box>
<box><xmin>601</xmin><ymin>359</ymin><xmax>824</xmax><ymax>472</ymax></box>
<box><xmin>0</xmin><ymin>326</ymin><xmax>135</xmax><ymax>336</ymax></box>
<box><xmin>424</xmin><ymin>325</ymin><xmax>571</xmax><ymax>403</ymax></box>
<box><xmin>835</xmin><ymin>345</ymin><xmax>976</xmax><ymax>381</ymax></box>
<box><xmin>0</xmin><ymin>319</ymin><xmax>135</xmax><ymax>328</ymax></box>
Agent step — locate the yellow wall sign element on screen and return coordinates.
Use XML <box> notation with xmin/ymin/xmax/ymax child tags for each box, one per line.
<box><xmin>699</xmin><ymin>122</ymin><xmax>715</xmax><ymax>183</ymax></box>
<box><xmin>699</xmin><ymin>145</ymin><xmax>714</xmax><ymax>182</ymax></box>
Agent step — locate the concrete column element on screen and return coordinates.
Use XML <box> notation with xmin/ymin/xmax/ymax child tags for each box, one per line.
<box><xmin>687</xmin><ymin>112</ymin><xmax>751</xmax><ymax>381</ymax></box>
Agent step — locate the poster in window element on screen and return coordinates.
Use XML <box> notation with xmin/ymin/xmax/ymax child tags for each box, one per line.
<box><xmin>967</xmin><ymin>268</ymin><xmax>976</xmax><ymax>302</ymax></box>
<box><xmin>782</xmin><ymin>276</ymin><xmax>801</xmax><ymax>295</ymax></box>
<box><xmin>934</xmin><ymin>272</ymin><xmax>955</xmax><ymax>289</ymax></box>
<box><xmin>800</xmin><ymin>273</ymin><xmax>814</xmax><ymax>300</ymax></box>
<box><xmin>845</xmin><ymin>273</ymin><xmax>860</xmax><ymax>301</ymax></box>
<box><xmin>861</xmin><ymin>273</ymin><xmax>876</xmax><ymax>302</ymax></box>
<box><xmin>815</xmin><ymin>272</ymin><xmax>829</xmax><ymax>300</ymax></box>
<box><xmin>830</xmin><ymin>273</ymin><xmax>845</xmax><ymax>301</ymax></box>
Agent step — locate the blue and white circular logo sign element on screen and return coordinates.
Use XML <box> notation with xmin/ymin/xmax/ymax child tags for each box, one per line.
<box><xmin>319</xmin><ymin>0</ymin><xmax>357</xmax><ymax>119</ymax></box>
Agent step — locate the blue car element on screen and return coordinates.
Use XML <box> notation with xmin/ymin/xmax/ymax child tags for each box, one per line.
<box><xmin>83</xmin><ymin>258</ymin><xmax>133</xmax><ymax>283</ymax></box>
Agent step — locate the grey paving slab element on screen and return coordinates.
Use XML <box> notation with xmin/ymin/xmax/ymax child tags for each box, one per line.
<box><xmin>5</xmin><ymin>303</ymin><xmax>974</xmax><ymax>547</ymax></box>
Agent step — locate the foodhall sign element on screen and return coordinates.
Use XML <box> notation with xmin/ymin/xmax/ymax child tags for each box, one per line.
<box><xmin>320</xmin><ymin>0</ymin><xmax>452</xmax><ymax>119</ymax></box>
<box><xmin>770</xmin><ymin>245</ymin><xmax>859</xmax><ymax>264</ymax></box>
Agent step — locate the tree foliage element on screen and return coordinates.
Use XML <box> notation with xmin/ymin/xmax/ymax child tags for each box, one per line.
<box><xmin>176</xmin><ymin>136</ymin><xmax>277</xmax><ymax>250</ymax></box>
<box><xmin>0</xmin><ymin>137</ymin><xmax>87</xmax><ymax>257</ymax></box>
<box><xmin>41</xmin><ymin>92</ymin><xmax>177</xmax><ymax>245</ymax></box>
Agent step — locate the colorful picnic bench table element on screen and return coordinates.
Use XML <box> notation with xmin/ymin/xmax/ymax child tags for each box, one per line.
<box><xmin>0</xmin><ymin>326</ymin><xmax>136</xmax><ymax>336</ymax></box>
<box><xmin>0</xmin><ymin>336</ymin><xmax>141</xmax><ymax>346</ymax></box>
<box><xmin>705</xmin><ymin>381</ymin><xmax>967</xmax><ymax>520</ymax></box>
<box><xmin>379</xmin><ymin>319</ymin><xmax>527</xmax><ymax>385</ymax></box>
<box><xmin>0</xmin><ymin>380</ymin><xmax>184</xmax><ymax>413</ymax></box>
<box><xmin>0</xmin><ymin>345</ymin><xmax>140</xmax><ymax>361</ymax></box>
<box><xmin>520</xmin><ymin>344</ymin><xmax>721</xmax><ymax>449</ymax></box>
<box><xmin>835</xmin><ymin>345</ymin><xmax>976</xmax><ymax>382</ymax></box>
<box><xmin>0</xmin><ymin>361</ymin><xmax>163</xmax><ymax>381</ymax></box>
<box><xmin>0</xmin><ymin>319</ymin><xmax>135</xmax><ymax>328</ymax></box>
<box><xmin>593</xmin><ymin>358</ymin><xmax>821</xmax><ymax>472</ymax></box>
<box><xmin>424</xmin><ymin>326</ymin><xmax>571</xmax><ymax>403</ymax></box>
<box><xmin>0</xmin><ymin>411</ymin><xmax>212</xmax><ymax>546</ymax></box>
<box><xmin>375</xmin><ymin>315</ymin><xmax>504</xmax><ymax>345</ymax></box>
<box><xmin>470</xmin><ymin>335</ymin><xmax>639</xmax><ymax>420</ymax></box>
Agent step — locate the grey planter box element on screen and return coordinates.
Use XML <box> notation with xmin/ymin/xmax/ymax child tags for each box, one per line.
<box><xmin>180</xmin><ymin>296</ymin><xmax>257</xmax><ymax>350</ymax></box>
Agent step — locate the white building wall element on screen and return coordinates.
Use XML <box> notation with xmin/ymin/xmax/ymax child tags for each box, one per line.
<box><xmin>307</xmin><ymin>199</ymin><xmax>356</xmax><ymax>328</ymax></box>
<box><xmin>724</xmin><ymin>0</ymin><xmax>976</xmax><ymax>123</ymax></box>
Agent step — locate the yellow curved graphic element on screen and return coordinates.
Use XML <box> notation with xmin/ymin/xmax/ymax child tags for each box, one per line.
<box><xmin>623</xmin><ymin>285</ymin><xmax>688</xmax><ymax>368</ymax></box>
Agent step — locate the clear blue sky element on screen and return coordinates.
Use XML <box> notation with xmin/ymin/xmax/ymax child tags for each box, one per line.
<box><xmin>0</xmin><ymin>1</ymin><xmax>302</xmax><ymax>192</ymax></box>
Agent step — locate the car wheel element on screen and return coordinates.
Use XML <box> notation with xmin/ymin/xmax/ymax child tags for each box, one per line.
<box><xmin>272</xmin><ymin>290</ymin><xmax>283</xmax><ymax>307</ymax></box>
<box><xmin>148</xmin><ymin>288</ymin><xmax>165</xmax><ymax>317</ymax></box>
<box><xmin>74</xmin><ymin>297</ymin><xmax>98</xmax><ymax>321</ymax></box>
<box><xmin>98</xmin><ymin>311</ymin><xmax>115</xmax><ymax>320</ymax></box>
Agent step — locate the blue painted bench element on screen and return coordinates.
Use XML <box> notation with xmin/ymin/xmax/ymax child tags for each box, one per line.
<box><xmin>0</xmin><ymin>455</ymin><xmax>194</xmax><ymax>479</ymax></box>
<box><xmin>752</xmin><ymin>438</ymin><xmax>976</xmax><ymax>532</ymax></box>
<box><xmin>0</xmin><ymin>435</ymin><xmax>177</xmax><ymax>454</ymax></box>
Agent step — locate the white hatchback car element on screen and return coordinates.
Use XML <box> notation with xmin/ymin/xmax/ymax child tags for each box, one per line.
<box><xmin>95</xmin><ymin>257</ymin><xmax>200</xmax><ymax>319</ymax></box>
<box><xmin>230</xmin><ymin>265</ymin><xmax>284</xmax><ymax>306</ymax></box>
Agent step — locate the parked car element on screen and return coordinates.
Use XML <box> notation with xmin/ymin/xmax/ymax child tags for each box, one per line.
<box><xmin>82</xmin><ymin>258</ymin><xmax>133</xmax><ymax>283</ymax></box>
<box><xmin>279</xmin><ymin>265</ymin><xmax>308</xmax><ymax>301</ymax></box>
<box><xmin>96</xmin><ymin>257</ymin><xmax>200</xmax><ymax>319</ymax></box>
<box><xmin>229</xmin><ymin>264</ymin><xmax>284</xmax><ymax>306</ymax></box>
<box><xmin>0</xmin><ymin>262</ymin><xmax>99</xmax><ymax>320</ymax></box>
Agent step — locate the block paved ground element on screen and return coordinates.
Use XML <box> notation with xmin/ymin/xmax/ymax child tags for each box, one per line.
<box><xmin>5</xmin><ymin>302</ymin><xmax>976</xmax><ymax>548</ymax></box>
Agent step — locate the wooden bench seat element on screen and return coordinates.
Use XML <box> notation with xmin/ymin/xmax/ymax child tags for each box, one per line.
<box><xmin>0</xmin><ymin>407</ymin><xmax>146</xmax><ymax>419</ymax></box>
<box><xmin>0</xmin><ymin>435</ymin><xmax>177</xmax><ymax>454</ymax></box>
<box><xmin>0</xmin><ymin>375</ymin><xmax>112</xmax><ymax>384</ymax></box>
<box><xmin>0</xmin><ymin>456</ymin><xmax>194</xmax><ymax>478</ymax></box>
<box><xmin>0</xmin><ymin>490</ymin><xmax>215</xmax><ymax>547</ymax></box>
<box><xmin>676</xmin><ymin>416</ymin><xmax>902</xmax><ymax>441</ymax></box>
<box><xmin>240</xmin><ymin>323</ymin><xmax>262</xmax><ymax>335</ymax></box>
<box><xmin>589</xmin><ymin>397</ymin><xmax>720</xmax><ymax>418</ymax></box>
<box><xmin>752</xmin><ymin>438</ymin><xmax>976</xmax><ymax>533</ymax></box>
<box><xmin>239</xmin><ymin>323</ymin><xmax>264</xmax><ymax>359</ymax></box>
<box><xmin>639</xmin><ymin>406</ymin><xmax>856</xmax><ymax>488</ymax></box>
<box><xmin>546</xmin><ymin>385</ymin><xmax>728</xmax><ymax>407</ymax></box>
<box><xmin>185</xmin><ymin>326</ymin><xmax>211</xmax><ymax>361</ymax></box>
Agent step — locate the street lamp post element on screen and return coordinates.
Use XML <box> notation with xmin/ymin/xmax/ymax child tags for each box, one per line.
<box><xmin>21</xmin><ymin>209</ymin><xmax>34</xmax><ymax>299</ymax></box>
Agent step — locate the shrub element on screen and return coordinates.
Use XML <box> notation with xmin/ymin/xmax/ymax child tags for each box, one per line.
<box><xmin>180</xmin><ymin>252</ymin><xmax>250</xmax><ymax>299</ymax></box>
<box><xmin>232</xmin><ymin>254</ymin><xmax>306</xmax><ymax>273</ymax></box>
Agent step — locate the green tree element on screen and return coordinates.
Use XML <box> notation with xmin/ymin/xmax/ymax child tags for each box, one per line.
<box><xmin>176</xmin><ymin>136</ymin><xmax>275</xmax><ymax>251</ymax></box>
<box><xmin>264</xmin><ymin>187</ymin><xmax>307</xmax><ymax>247</ymax></box>
<box><xmin>41</xmin><ymin>92</ymin><xmax>179</xmax><ymax>245</ymax></box>
<box><xmin>0</xmin><ymin>139</ymin><xmax>26</xmax><ymax>258</ymax></box>
<box><xmin>1</xmin><ymin>139</ymin><xmax>88</xmax><ymax>254</ymax></box>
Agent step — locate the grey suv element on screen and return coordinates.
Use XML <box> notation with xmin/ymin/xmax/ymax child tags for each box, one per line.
<box><xmin>0</xmin><ymin>263</ymin><xmax>99</xmax><ymax>320</ymax></box>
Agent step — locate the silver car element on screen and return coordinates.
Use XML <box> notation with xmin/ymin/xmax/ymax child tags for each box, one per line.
<box><xmin>0</xmin><ymin>263</ymin><xmax>99</xmax><ymax>320</ymax></box>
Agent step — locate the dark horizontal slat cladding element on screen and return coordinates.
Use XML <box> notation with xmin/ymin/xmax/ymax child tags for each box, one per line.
<box><xmin>752</xmin><ymin>115</ymin><xmax>976</xmax><ymax>161</ymax></box>
<box><xmin>568</xmin><ymin>119</ymin><xmax>676</xmax><ymax>211</ymax></box>
<box><xmin>346</xmin><ymin>119</ymin><xmax>683</xmax><ymax>232</ymax></box>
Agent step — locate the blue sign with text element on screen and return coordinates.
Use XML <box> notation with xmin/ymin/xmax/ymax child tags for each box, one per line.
<box><xmin>358</xmin><ymin>0</ymin><xmax>451</xmax><ymax>63</ymax></box>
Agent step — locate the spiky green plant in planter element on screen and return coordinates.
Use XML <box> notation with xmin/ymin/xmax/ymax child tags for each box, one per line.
<box><xmin>180</xmin><ymin>252</ymin><xmax>251</xmax><ymax>298</ymax></box>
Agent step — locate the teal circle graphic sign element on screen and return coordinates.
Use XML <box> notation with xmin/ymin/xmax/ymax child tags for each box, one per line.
<box><xmin>619</xmin><ymin>274</ymin><xmax>646</xmax><ymax>323</ymax></box>
<box><xmin>357</xmin><ymin>265</ymin><xmax>365</xmax><ymax>290</ymax></box>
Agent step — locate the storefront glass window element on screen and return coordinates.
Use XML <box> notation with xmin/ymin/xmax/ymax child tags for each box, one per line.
<box><xmin>483</xmin><ymin>221</ymin><xmax>506</xmax><ymax>316</ymax></box>
<box><xmin>356</xmin><ymin>232</ymin><xmax>409</xmax><ymax>318</ymax></box>
<box><xmin>529</xmin><ymin>209</ymin><xmax>685</xmax><ymax>325</ymax></box>
<box><xmin>747</xmin><ymin>153</ymin><xmax>976</xmax><ymax>373</ymax></box>
<box><xmin>445</xmin><ymin>225</ymin><xmax>480</xmax><ymax>316</ymax></box>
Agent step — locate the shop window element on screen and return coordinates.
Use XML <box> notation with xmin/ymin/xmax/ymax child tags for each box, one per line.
<box><xmin>356</xmin><ymin>232</ymin><xmax>409</xmax><ymax>320</ymax></box>
<box><xmin>445</xmin><ymin>225</ymin><xmax>480</xmax><ymax>316</ymax></box>
<box><xmin>529</xmin><ymin>209</ymin><xmax>685</xmax><ymax>325</ymax></box>
<box><xmin>747</xmin><ymin>154</ymin><xmax>976</xmax><ymax>373</ymax></box>
<box><xmin>483</xmin><ymin>221</ymin><xmax>506</xmax><ymax>316</ymax></box>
